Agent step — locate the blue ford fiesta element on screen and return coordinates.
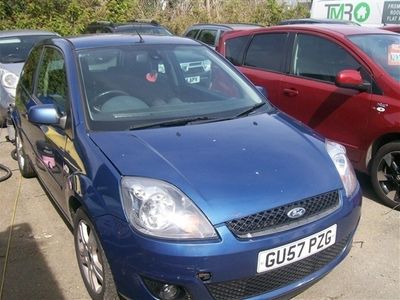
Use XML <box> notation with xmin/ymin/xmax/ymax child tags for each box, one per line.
<box><xmin>12</xmin><ymin>34</ymin><xmax>362</xmax><ymax>300</ymax></box>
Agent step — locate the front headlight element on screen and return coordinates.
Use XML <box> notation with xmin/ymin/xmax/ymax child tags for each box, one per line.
<box><xmin>0</xmin><ymin>69</ymin><xmax>19</xmax><ymax>97</ymax></box>
<box><xmin>121</xmin><ymin>177</ymin><xmax>217</xmax><ymax>239</ymax></box>
<box><xmin>326</xmin><ymin>140</ymin><xmax>358</xmax><ymax>197</ymax></box>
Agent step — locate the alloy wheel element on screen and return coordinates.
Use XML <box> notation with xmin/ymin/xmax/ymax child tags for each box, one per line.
<box><xmin>77</xmin><ymin>220</ymin><xmax>104</xmax><ymax>294</ymax></box>
<box><xmin>376</xmin><ymin>151</ymin><xmax>400</xmax><ymax>204</ymax></box>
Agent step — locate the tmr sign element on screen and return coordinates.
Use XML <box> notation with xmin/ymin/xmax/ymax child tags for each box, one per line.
<box><xmin>382</xmin><ymin>1</ymin><xmax>400</xmax><ymax>24</ymax></box>
<box><xmin>325</xmin><ymin>2</ymin><xmax>371</xmax><ymax>23</ymax></box>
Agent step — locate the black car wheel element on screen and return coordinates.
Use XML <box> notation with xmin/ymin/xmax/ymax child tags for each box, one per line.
<box><xmin>15</xmin><ymin>129</ymin><xmax>36</xmax><ymax>178</ymax></box>
<box><xmin>73</xmin><ymin>208</ymin><xmax>119</xmax><ymax>300</ymax></box>
<box><xmin>371</xmin><ymin>142</ymin><xmax>400</xmax><ymax>210</ymax></box>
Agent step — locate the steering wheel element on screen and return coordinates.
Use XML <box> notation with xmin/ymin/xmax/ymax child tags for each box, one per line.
<box><xmin>93</xmin><ymin>90</ymin><xmax>129</xmax><ymax>111</ymax></box>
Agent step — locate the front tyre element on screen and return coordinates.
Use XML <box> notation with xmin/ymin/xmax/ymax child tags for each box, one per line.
<box><xmin>73</xmin><ymin>208</ymin><xmax>119</xmax><ymax>300</ymax></box>
<box><xmin>371</xmin><ymin>142</ymin><xmax>400</xmax><ymax>210</ymax></box>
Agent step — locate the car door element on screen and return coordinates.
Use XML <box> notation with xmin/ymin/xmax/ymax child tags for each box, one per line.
<box><xmin>29</xmin><ymin>46</ymin><xmax>71</xmax><ymax>209</ymax></box>
<box><xmin>17</xmin><ymin>46</ymin><xmax>43</xmax><ymax>161</ymax></box>
<box><xmin>279</xmin><ymin>33</ymin><xmax>372</xmax><ymax>164</ymax></box>
<box><xmin>238</xmin><ymin>32</ymin><xmax>288</xmax><ymax>107</ymax></box>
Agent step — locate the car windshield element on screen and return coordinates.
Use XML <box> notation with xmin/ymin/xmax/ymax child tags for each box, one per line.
<box><xmin>117</xmin><ymin>25</ymin><xmax>172</xmax><ymax>36</ymax></box>
<box><xmin>348</xmin><ymin>34</ymin><xmax>400</xmax><ymax>82</ymax></box>
<box><xmin>78</xmin><ymin>44</ymin><xmax>269</xmax><ymax>131</ymax></box>
<box><xmin>0</xmin><ymin>35</ymin><xmax>55</xmax><ymax>63</ymax></box>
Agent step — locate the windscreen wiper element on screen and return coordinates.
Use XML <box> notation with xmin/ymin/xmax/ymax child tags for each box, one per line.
<box><xmin>235</xmin><ymin>102</ymin><xmax>267</xmax><ymax>118</ymax></box>
<box><xmin>129</xmin><ymin>116</ymin><xmax>211</xmax><ymax>130</ymax></box>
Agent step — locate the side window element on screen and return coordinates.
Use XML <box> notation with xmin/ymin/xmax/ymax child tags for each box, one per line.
<box><xmin>244</xmin><ymin>33</ymin><xmax>287</xmax><ymax>72</ymax></box>
<box><xmin>292</xmin><ymin>34</ymin><xmax>361</xmax><ymax>83</ymax></box>
<box><xmin>36</xmin><ymin>47</ymin><xmax>69</xmax><ymax>114</ymax></box>
<box><xmin>225</xmin><ymin>36</ymin><xmax>251</xmax><ymax>66</ymax></box>
<box><xmin>198</xmin><ymin>29</ymin><xmax>218</xmax><ymax>46</ymax></box>
<box><xmin>20</xmin><ymin>46</ymin><xmax>42</xmax><ymax>94</ymax></box>
<box><xmin>185</xmin><ymin>29</ymin><xmax>200</xmax><ymax>39</ymax></box>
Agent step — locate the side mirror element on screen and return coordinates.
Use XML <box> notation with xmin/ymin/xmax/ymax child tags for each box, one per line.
<box><xmin>256</xmin><ymin>85</ymin><xmax>269</xmax><ymax>98</ymax></box>
<box><xmin>335</xmin><ymin>70</ymin><xmax>370</xmax><ymax>92</ymax></box>
<box><xmin>28</xmin><ymin>104</ymin><xmax>64</xmax><ymax>127</ymax></box>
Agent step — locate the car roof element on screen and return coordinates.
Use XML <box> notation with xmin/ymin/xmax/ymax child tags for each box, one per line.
<box><xmin>225</xmin><ymin>24</ymin><xmax>394</xmax><ymax>38</ymax></box>
<box><xmin>280</xmin><ymin>24</ymin><xmax>393</xmax><ymax>35</ymax></box>
<box><xmin>115</xmin><ymin>23</ymin><xmax>161</xmax><ymax>28</ymax></box>
<box><xmin>63</xmin><ymin>34</ymin><xmax>200</xmax><ymax>50</ymax></box>
<box><xmin>87</xmin><ymin>20</ymin><xmax>164</xmax><ymax>28</ymax></box>
<box><xmin>187</xmin><ymin>23</ymin><xmax>263</xmax><ymax>30</ymax></box>
<box><xmin>381</xmin><ymin>25</ymin><xmax>400</xmax><ymax>33</ymax></box>
<box><xmin>0</xmin><ymin>29</ymin><xmax>58</xmax><ymax>38</ymax></box>
<box><xmin>278</xmin><ymin>18</ymin><xmax>360</xmax><ymax>26</ymax></box>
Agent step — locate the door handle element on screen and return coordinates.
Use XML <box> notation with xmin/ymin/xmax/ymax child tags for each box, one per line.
<box><xmin>283</xmin><ymin>88</ymin><xmax>299</xmax><ymax>97</ymax></box>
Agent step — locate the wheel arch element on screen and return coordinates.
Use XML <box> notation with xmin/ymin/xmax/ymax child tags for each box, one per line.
<box><xmin>66</xmin><ymin>172</ymin><xmax>118</xmax><ymax>225</ymax></box>
<box><xmin>69</xmin><ymin>195</ymin><xmax>83</xmax><ymax>222</ymax></box>
<box><xmin>366</xmin><ymin>133</ymin><xmax>400</xmax><ymax>171</ymax></box>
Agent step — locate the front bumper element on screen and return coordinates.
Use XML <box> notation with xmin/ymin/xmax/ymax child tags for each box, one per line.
<box><xmin>95</xmin><ymin>186</ymin><xmax>362</xmax><ymax>300</ymax></box>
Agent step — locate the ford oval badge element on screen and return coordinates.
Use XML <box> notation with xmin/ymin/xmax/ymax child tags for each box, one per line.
<box><xmin>287</xmin><ymin>207</ymin><xmax>306</xmax><ymax>219</ymax></box>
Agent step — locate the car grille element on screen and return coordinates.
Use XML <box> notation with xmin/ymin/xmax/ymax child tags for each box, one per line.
<box><xmin>226</xmin><ymin>190</ymin><xmax>340</xmax><ymax>237</ymax></box>
<box><xmin>206</xmin><ymin>235</ymin><xmax>350</xmax><ymax>300</ymax></box>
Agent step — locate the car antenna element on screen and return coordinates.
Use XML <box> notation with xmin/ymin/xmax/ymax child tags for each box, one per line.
<box><xmin>134</xmin><ymin>29</ymin><xmax>144</xmax><ymax>43</ymax></box>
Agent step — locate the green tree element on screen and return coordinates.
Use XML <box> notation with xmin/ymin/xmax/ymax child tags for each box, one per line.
<box><xmin>0</xmin><ymin>0</ymin><xmax>310</xmax><ymax>35</ymax></box>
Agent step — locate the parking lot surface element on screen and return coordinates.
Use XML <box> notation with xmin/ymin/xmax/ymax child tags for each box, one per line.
<box><xmin>0</xmin><ymin>132</ymin><xmax>399</xmax><ymax>300</ymax></box>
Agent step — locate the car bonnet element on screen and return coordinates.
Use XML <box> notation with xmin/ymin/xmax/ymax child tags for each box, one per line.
<box><xmin>89</xmin><ymin>112</ymin><xmax>343</xmax><ymax>225</ymax></box>
<box><xmin>0</xmin><ymin>62</ymin><xmax>24</xmax><ymax>76</ymax></box>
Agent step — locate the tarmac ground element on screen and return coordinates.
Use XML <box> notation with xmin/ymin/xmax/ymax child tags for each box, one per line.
<box><xmin>0</xmin><ymin>132</ymin><xmax>399</xmax><ymax>300</ymax></box>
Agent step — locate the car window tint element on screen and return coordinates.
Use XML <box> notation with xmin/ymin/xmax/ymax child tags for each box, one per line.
<box><xmin>292</xmin><ymin>34</ymin><xmax>361</xmax><ymax>83</ymax></box>
<box><xmin>20</xmin><ymin>46</ymin><xmax>42</xmax><ymax>94</ymax></box>
<box><xmin>198</xmin><ymin>29</ymin><xmax>218</xmax><ymax>46</ymax></box>
<box><xmin>226</xmin><ymin>36</ymin><xmax>251</xmax><ymax>66</ymax></box>
<box><xmin>36</xmin><ymin>47</ymin><xmax>68</xmax><ymax>114</ymax></box>
<box><xmin>186</xmin><ymin>29</ymin><xmax>200</xmax><ymax>39</ymax></box>
<box><xmin>244</xmin><ymin>33</ymin><xmax>287</xmax><ymax>72</ymax></box>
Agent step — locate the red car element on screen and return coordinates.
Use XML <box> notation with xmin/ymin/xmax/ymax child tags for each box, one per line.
<box><xmin>217</xmin><ymin>24</ymin><xmax>400</xmax><ymax>209</ymax></box>
<box><xmin>381</xmin><ymin>25</ymin><xmax>400</xmax><ymax>33</ymax></box>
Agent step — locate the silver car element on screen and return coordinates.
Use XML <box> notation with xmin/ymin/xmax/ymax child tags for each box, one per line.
<box><xmin>0</xmin><ymin>30</ymin><xmax>58</xmax><ymax>129</ymax></box>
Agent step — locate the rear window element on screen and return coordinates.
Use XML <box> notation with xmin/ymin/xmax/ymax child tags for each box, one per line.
<box><xmin>198</xmin><ymin>29</ymin><xmax>218</xmax><ymax>46</ymax></box>
<box><xmin>185</xmin><ymin>29</ymin><xmax>200</xmax><ymax>39</ymax></box>
<box><xmin>244</xmin><ymin>33</ymin><xmax>287</xmax><ymax>72</ymax></box>
<box><xmin>0</xmin><ymin>35</ymin><xmax>55</xmax><ymax>64</ymax></box>
<box><xmin>225</xmin><ymin>36</ymin><xmax>251</xmax><ymax>66</ymax></box>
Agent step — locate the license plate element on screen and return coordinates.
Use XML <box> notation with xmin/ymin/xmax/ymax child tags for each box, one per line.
<box><xmin>257</xmin><ymin>224</ymin><xmax>337</xmax><ymax>273</ymax></box>
<box><xmin>185</xmin><ymin>76</ymin><xmax>200</xmax><ymax>84</ymax></box>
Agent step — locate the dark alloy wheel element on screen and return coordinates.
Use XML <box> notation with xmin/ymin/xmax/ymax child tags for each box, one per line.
<box><xmin>73</xmin><ymin>208</ymin><xmax>119</xmax><ymax>300</ymax></box>
<box><xmin>371</xmin><ymin>142</ymin><xmax>400</xmax><ymax>210</ymax></box>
